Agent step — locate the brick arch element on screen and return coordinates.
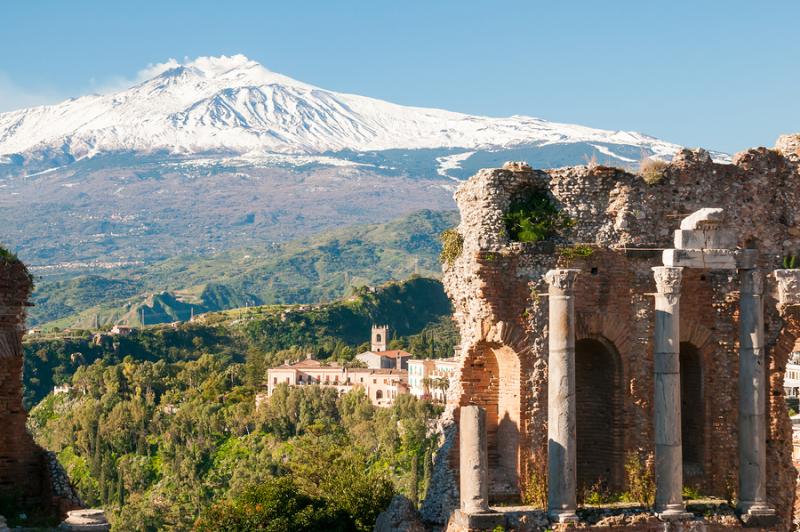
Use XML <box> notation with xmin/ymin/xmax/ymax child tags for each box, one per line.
<box><xmin>575</xmin><ymin>312</ymin><xmax>635</xmax><ymax>357</ymax></box>
<box><xmin>765</xmin><ymin>310</ymin><xmax>800</xmax><ymax>524</ymax></box>
<box><xmin>574</xmin><ymin>313</ymin><xmax>632</xmax><ymax>497</ymax></box>
<box><xmin>678</xmin><ymin>320</ymin><xmax>715</xmax><ymax>490</ymax></box>
<box><xmin>458</xmin><ymin>340</ymin><xmax>523</xmax><ymax>501</ymax></box>
<box><xmin>572</xmin><ymin>333</ymin><xmax>625</xmax><ymax>495</ymax></box>
<box><xmin>679</xmin><ymin>341</ymin><xmax>705</xmax><ymax>483</ymax></box>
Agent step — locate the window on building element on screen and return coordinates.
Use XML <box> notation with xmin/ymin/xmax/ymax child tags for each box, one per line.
<box><xmin>273</xmin><ymin>377</ymin><xmax>277</xmax><ymax>384</ymax></box>
<box><xmin>376</xmin><ymin>390</ymin><xmax>383</xmax><ymax>400</ymax></box>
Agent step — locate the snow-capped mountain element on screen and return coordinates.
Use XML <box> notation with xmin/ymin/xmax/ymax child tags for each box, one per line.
<box><xmin>1</xmin><ymin>55</ymin><xmax>712</xmax><ymax>271</ymax></box>
<box><xmin>0</xmin><ymin>54</ymin><xmax>681</xmax><ymax>166</ymax></box>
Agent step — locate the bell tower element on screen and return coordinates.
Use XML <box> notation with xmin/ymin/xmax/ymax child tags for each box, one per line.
<box><xmin>371</xmin><ymin>325</ymin><xmax>388</xmax><ymax>352</ymax></box>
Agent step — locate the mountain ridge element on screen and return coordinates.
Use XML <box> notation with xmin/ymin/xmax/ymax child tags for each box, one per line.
<box><xmin>0</xmin><ymin>54</ymin><xmax>682</xmax><ymax>169</ymax></box>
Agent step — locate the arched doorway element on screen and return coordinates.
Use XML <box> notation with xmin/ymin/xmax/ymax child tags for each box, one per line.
<box><xmin>575</xmin><ymin>338</ymin><xmax>623</xmax><ymax>496</ymax></box>
<box><xmin>457</xmin><ymin>343</ymin><xmax>522</xmax><ymax>502</ymax></box>
<box><xmin>488</xmin><ymin>346</ymin><xmax>521</xmax><ymax>500</ymax></box>
<box><xmin>680</xmin><ymin>342</ymin><xmax>704</xmax><ymax>481</ymax></box>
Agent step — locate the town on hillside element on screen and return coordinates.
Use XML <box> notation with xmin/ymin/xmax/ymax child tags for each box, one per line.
<box><xmin>262</xmin><ymin>325</ymin><xmax>458</xmax><ymax>407</ymax></box>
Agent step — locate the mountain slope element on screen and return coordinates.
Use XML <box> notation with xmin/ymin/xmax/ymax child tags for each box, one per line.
<box><xmin>29</xmin><ymin>209</ymin><xmax>459</xmax><ymax>328</ymax></box>
<box><xmin>0</xmin><ymin>55</ymin><xmax>713</xmax><ymax>270</ymax></box>
<box><xmin>0</xmin><ymin>54</ymin><xmax>681</xmax><ymax>167</ymax></box>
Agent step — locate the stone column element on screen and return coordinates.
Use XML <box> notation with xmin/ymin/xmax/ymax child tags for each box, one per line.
<box><xmin>737</xmin><ymin>269</ymin><xmax>775</xmax><ymax>519</ymax></box>
<box><xmin>652</xmin><ymin>266</ymin><xmax>690</xmax><ymax>520</ymax></box>
<box><xmin>545</xmin><ymin>268</ymin><xmax>580</xmax><ymax>524</ymax></box>
<box><xmin>460</xmin><ymin>404</ymin><xmax>489</xmax><ymax>514</ymax></box>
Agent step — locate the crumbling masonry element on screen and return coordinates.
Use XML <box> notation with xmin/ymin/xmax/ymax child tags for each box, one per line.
<box><xmin>0</xmin><ymin>259</ymin><xmax>82</xmax><ymax>521</ymax></box>
<box><xmin>422</xmin><ymin>134</ymin><xmax>800</xmax><ymax>531</ymax></box>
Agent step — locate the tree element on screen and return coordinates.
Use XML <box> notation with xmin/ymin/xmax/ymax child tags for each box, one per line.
<box><xmin>194</xmin><ymin>477</ymin><xmax>353</xmax><ymax>532</ymax></box>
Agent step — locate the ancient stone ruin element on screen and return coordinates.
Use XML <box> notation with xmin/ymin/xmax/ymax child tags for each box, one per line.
<box><xmin>0</xmin><ymin>257</ymin><xmax>102</xmax><ymax>528</ymax></box>
<box><xmin>422</xmin><ymin>134</ymin><xmax>800</xmax><ymax>531</ymax></box>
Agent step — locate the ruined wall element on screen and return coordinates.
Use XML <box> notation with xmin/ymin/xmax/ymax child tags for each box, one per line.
<box><xmin>421</xmin><ymin>134</ymin><xmax>800</xmax><ymax>530</ymax></box>
<box><xmin>0</xmin><ymin>259</ymin><xmax>80</xmax><ymax>518</ymax></box>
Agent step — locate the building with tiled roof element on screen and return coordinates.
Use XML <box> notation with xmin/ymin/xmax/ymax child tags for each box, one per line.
<box><xmin>265</xmin><ymin>357</ymin><xmax>408</xmax><ymax>407</ymax></box>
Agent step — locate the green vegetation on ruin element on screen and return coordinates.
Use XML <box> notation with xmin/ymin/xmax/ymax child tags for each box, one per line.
<box><xmin>438</xmin><ymin>228</ymin><xmax>463</xmax><ymax>265</ymax></box>
<box><xmin>503</xmin><ymin>189</ymin><xmax>574</xmax><ymax>243</ymax></box>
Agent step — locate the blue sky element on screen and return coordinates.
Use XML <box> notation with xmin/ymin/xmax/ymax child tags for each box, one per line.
<box><xmin>1</xmin><ymin>0</ymin><xmax>798</xmax><ymax>153</ymax></box>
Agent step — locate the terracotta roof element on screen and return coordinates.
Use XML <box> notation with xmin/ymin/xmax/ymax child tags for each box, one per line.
<box><xmin>274</xmin><ymin>359</ymin><xmax>343</xmax><ymax>369</ymax></box>
<box><xmin>359</xmin><ymin>350</ymin><xmax>413</xmax><ymax>359</ymax></box>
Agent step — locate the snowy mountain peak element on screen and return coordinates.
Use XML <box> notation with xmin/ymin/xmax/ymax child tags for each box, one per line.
<box><xmin>0</xmin><ymin>54</ymin><xmax>684</xmax><ymax>165</ymax></box>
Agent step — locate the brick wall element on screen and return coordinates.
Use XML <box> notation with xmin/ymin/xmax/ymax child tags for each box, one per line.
<box><xmin>0</xmin><ymin>260</ymin><xmax>75</xmax><ymax>518</ymax></box>
<box><xmin>421</xmin><ymin>139</ymin><xmax>800</xmax><ymax>530</ymax></box>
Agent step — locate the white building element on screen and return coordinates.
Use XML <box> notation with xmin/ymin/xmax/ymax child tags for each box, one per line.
<box><xmin>784</xmin><ymin>352</ymin><xmax>800</xmax><ymax>399</ymax></box>
<box><xmin>355</xmin><ymin>325</ymin><xmax>412</xmax><ymax>370</ymax></box>
<box><xmin>265</xmin><ymin>358</ymin><xmax>408</xmax><ymax>407</ymax></box>
<box><xmin>407</xmin><ymin>357</ymin><xmax>459</xmax><ymax>402</ymax></box>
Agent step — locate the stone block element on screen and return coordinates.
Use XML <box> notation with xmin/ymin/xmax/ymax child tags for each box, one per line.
<box><xmin>774</xmin><ymin>269</ymin><xmax>800</xmax><ymax>307</ymax></box>
<box><xmin>679</xmin><ymin>207</ymin><xmax>725</xmax><ymax>230</ymax></box>
<box><xmin>739</xmin><ymin>509</ymin><xmax>778</xmax><ymax>528</ymax></box>
<box><xmin>452</xmin><ymin>509</ymin><xmax>505</xmax><ymax>530</ymax></box>
<box><xmin>674</xmin><ymin>229</ymin><xmax>737</xmax><ymax>250</ymax></box>
<box><xmin>662</xmin><ymin>249</ymin><xmax>737</xmax><ymax>270</ymax></box>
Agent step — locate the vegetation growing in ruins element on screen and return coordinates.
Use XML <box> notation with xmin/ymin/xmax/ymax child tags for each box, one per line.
<box><xmin>580</xmin><ymin>479</ymin><xmax>621</xmax><ymax>505</ymax></box>
<box><xmin>558</xmin><ymin>244</ymin><xmax>594</xmax><ymax>261</ymax></box>
<box><xmin>0</xmin><ymin>245</ymin><xmax>19</xmax><ymax>263</ymax></box>
<box><xmin>503</xmin><ymin>189</ymin><xmax>574</xmax><ymax>243</ymax></box>
<box><xmin>623</xmin><ymin>451</ymin><xmax>655</xmax><ymax>508</ymax></box>
<box><xmin>0</xmin><ymin>244</ymin><xmax>33</xmax><ymax>285</ymax></box>
<box><xmin>521</xmin><ymin>460</ymin><xmax>548</xmax><ymax>509</ymax></box>
<box><xmin>681</xmin><ymin>485</ymin><xmax>703</xmax><ymax>500</ymax></box>
<box><xmin>783</xmin><ymin>255</ymin><xmax>799</xmax><ymax>269</ymax></box>
<box><xmin>638</xmin><ymin>158</ymin><xmax>668</xmax><ymax>185</ymax></box>
<box><xmin>439</xmin><ymin>228</ymin><xmax>463</xmax><ymax>265</ymax></box>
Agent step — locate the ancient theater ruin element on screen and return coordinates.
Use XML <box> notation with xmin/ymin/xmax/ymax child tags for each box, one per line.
<box><xmin>420</xmin><ymin>135</ymin><xmax>800</xmax><ymax>531</ymax></box>
<box><xmin>0</xmin><ymin>256</ymin><xmax>108</xmax><ymax>529</ymax></box>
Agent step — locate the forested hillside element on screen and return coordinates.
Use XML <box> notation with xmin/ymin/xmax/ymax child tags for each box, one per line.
<box><xmin>29</xmin><ymin>209</ymin><xmax>458</xmax><ymax>328</ymax></box>
<box><xmin>23</xmin><ymin>277</ymin><xmax>457</xmax><ymax>408</ymax></box>
<box><xmin>30</xmin><ymin>358</ymin><xmax>438</xmax><ymax>530</ymax></box>
<box><xmin>24</xmin><ymin>276</ymin><xmax>456</xmax><ymax>529</ymax></box>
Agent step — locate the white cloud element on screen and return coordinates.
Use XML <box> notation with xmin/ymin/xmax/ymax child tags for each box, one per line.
<box><xmin>0</xmin><ymin>55</ymin><xmax>252</xmax><ymax>113</ymax></box>
<box><xmin>90</xmin><ymin>58</ymin><xmax>181</xmax><ymax>95</ymax></box>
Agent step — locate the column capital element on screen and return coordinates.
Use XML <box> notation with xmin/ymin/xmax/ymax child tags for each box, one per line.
<box><xmin>774</xmin><ymin>269</ymin><xmax>800</xmax><ymax>307</ymax></box>
<box><xmin>739</xmin><ymin>269</ymin><xmax>764</xmax><ymax>296</ymax></box>
<box><xmin>544</xmin><ymin>269</ymin><xmax>580</xmax><ymax>292</ymax></box>
<box><xmin>652</xmin><ymin>266</ymin><xmax>683</xmax><ymax>296</ymax></box>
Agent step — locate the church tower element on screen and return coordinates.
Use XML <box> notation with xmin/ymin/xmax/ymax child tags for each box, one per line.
<box><xmin>371</xmin><ymin>325</ymin><xmax>388</xmax><ymax>352</ymax></box>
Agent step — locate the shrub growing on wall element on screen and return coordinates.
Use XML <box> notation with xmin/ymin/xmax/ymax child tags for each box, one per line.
<box><xmin>439</xmin><ymin>229</ymin><xmax>463</xmax><ymax>265</ymax></box>
<box><xmin>503</xmin><ymin>189</ymin><xmax>573</xmax><ymax>243</ymax></box>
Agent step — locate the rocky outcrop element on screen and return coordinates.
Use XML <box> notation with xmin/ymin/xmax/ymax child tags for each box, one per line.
<box><xmin>373</xmin><ymin>495</ymin><xmax>425</xmax><ymax>532</ymax></box>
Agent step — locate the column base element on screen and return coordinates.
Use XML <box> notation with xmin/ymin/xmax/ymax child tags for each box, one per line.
<box><xmin>656</xmin><ymin>505</ymin><xmax>693</xmax><ymax>522</ymax></box>
<box><xmin>738</xmin><ymin>502</ymin><xmax>777</xmax><ymax>527</ymax></box>
<box><xmin>548</xmin><ymin>509</ymin><xmax>579</xmax><ymax>524</ymax></box>
<box><xmin>453</xmin><ymin>509</ymin><xmax>505</xmax><ymax>530</ymax></box>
